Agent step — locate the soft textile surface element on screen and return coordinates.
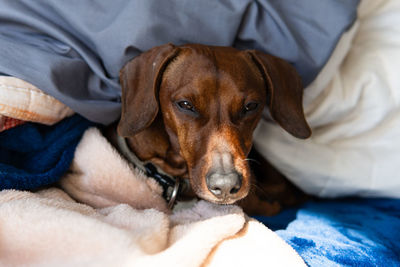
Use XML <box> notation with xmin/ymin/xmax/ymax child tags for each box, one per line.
<box><xmin>0</xmin><ymin>116</ymin><xmax>25</xmax><ymax>132</ymax></box>
<box><xmin>0</xmin><ymin>115</ymin><xmax>94</xmax><ymax>190</ymax></box>
<box><xmin>0</xmin><ymin>127</ymin><xmax>305</xmax><ymax>267</ymax></box>
<box><xmin>60</xmin><ymin>128</ymin><xmax>169</xmax><ymax>213</ymax></box>
<box><xmin>2</xmin><ymin>1</ymin><xmax>399</xmax><ymax>265</ymax></box>
<box><xmin>0</xmin><ymin>189</ymin><xmax>305</xmax><ymax>267</ymax></box>
<box><xmin>257</xmin><ymin>198</ymin><xmax>400</xmax><ymax>266</ymax></box>
<box><xmin>0</xmin><ymin>0</ymin><xmax>359</xmax><ymax>124</ymax></box>
<box><xmin>254</xmin><ymin>0</ymin><xmax>400</xmax><ymax>198</ymax></box>
<box><xmin>1</xmin><ymin>126</ymin><xmax>398</xmax><ymax>266</ymax></box>
<box><xmin>0</xmin><ymin>76</ymin><xmax>74</xmax><ymax>125</ymax></box>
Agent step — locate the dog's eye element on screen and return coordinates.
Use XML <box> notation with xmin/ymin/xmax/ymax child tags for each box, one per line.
<box><xmin>177</xmin><ymin>100</ymin><xmax>194</xmax><ymax>111</ymax></box>
<box><xmin>244</xmin><ymin>102</ymin><xmax>259</xmax><ymax>113</ymax></box>
<box><xmin>176</xmin><ymin>100</ymin><xmax>197</xmax><ymax>114</ymax></box>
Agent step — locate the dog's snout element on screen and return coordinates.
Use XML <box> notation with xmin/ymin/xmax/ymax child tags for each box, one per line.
<box><xmin>204</xmin><ymin>149</ymin><xmax>245</xmax><ymax>202</ymax></box>
<box><xmin>206</xmin><ymin>171</ymin><xmax>242</xmax><ymax>197</ymax></box>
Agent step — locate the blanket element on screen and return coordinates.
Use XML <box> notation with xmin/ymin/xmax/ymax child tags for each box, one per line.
<box><xmin>0</xmin><ymin>0</ymin><xmax>359</xmax><ymax>124</ymax></box>
<box><xmin>1</xmin><ymin>0</ymin><xmax>399</xmax><ymax>265</ymax></box>
<box><xmin>0</xmin><ymin>75</ymin><xmax>90</xmax><ymax>190</ymax></box>
<box><xmin>2</xmin><ymin>126</ymin><xmax>398</xmax><ymax>266</ymax></box>
<box><xmin>0</xmin><ymin>75</ymin><xmax>75</xmax><ymax>132</ymax></box>
<box><xmin>258</xmin><ymin>198</ymin><xmax>400</xmax><ymax>266</ymax></box>
<box><xmin>254</xmin><ymin>0</ymin><xmax>400</xmax><ymax>198</ymax></box>
<box><xmin>0</xmin><ymin>127</ymin><xmax>305</xmax><ymax>267</ymax></box>
<box><xmin>0</xmin><ymin>76</ymin><xmax>74</xmax><ymax>125</ymax></box>
<box><xmin>0</xmin><ymin>114</ymin><xmax>94</xmax><ymax>190</ymax></box>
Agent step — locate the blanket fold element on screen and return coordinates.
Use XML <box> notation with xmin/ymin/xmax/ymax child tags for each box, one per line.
<box><xmin>60</xmin><ymin>127</ymin><xmax>169</xmax><ymax>213</ymax></box>
<box><xmin>55</xmin><ymin>127</ymin><xmax>305</xmax><ymax>267</ymax></box>
<box><xmin>0</xmin><ymin>189</ymin><xmax>305</xmax><ymax>267</ymax></box>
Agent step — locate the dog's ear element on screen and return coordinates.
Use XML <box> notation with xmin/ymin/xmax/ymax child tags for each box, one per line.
<box><xmin>247</xmin><ymin>50</ymin><xmax>311</xmax><ymax>139</ymax></box>
<box><xmin>118</xmin><ymin>43</ymin><xmax>179</xmax><ymax>137</ymax></box>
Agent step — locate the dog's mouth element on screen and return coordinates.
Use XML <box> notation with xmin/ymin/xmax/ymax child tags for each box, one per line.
<box><xmin>201</xmin><ymin>195</ymin><xmax>246</xmax><ymax>205</ymax></box>
<box><xmin>194</xmin><ymin>184</ymin><xmax>250</xmax><ymax>205</ymax></box>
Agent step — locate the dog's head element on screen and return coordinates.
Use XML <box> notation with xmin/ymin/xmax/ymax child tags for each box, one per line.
<box><xmin>118</xmin><ymin>43</ymin><xmax>310</xmax><ymax>204</ymax></box>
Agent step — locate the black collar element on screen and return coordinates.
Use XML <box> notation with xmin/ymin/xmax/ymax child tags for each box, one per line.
<box><xmin>116</xmin><ymin>135</ymin><xmax>184</xmax><ymax>209</ymax></box>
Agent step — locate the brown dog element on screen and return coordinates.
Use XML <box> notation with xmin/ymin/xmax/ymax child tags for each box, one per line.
<box><xmin>117</xmin><ymin>43</ymin><xmax>311</xmax><ymax>215</ymax></box>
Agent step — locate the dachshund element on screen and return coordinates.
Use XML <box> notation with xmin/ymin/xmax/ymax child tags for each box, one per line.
<box><xmin>116</xmin><ymin>43</ymin><xmax>311</xmax><ymax>215</ymax></box>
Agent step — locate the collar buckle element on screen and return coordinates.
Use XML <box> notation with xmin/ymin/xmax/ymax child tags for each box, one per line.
<box><xmin>143</xmin><ymin>163</ymin><xmax>181</xmax><ymax>208</ymax></box>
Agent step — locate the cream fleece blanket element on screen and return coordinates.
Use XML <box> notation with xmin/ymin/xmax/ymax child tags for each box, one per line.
<box><xmin>0</xmin><ymin>128</ymin><xmax>305</xmax><ymax>267</ymax></box>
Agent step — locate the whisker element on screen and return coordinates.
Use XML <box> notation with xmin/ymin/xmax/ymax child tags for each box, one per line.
<box><xmin>249</xmin><ymin>181</ymin><xmax>270</xmax><ymax>199</ymax></box>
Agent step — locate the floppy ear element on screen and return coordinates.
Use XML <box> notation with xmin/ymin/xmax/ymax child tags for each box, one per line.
<box><xmin>118</xmin><ymin>43</ymin><xmax>179</xmax><ymax>137</ymax></box>
<box><xmin>247</xmin><ymin>50</ymin><xmax>311</xmax><ymax>139</ymax></box>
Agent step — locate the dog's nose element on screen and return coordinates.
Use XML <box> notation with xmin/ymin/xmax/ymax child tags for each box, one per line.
<box><xmin>206</xmin><ymin>171</ymin><xmax>242</xmax><ymax>198</ymax></box>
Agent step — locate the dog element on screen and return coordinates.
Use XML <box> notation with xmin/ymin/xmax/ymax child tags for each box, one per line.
<box><xmin>115</xmin><ymin>43</ymin><xmax>311</xmax><ymax>215</ymax></box>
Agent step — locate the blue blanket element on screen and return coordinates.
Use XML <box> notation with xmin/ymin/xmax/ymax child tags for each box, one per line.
<box><xmin>256</xmin><ymin>198</ymin><xmax>400</xmax><ymax>266</ymax></box>
<box><xmin>0</xmin><ymin>115</ymin><xmax>94</xmax><ymax>190</ymax></box>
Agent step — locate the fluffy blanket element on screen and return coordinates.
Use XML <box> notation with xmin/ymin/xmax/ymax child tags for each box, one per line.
<box><xmin>0</xmin><ymin>128</ymin><xmax>305</xmax><ymax>267</ymax></box>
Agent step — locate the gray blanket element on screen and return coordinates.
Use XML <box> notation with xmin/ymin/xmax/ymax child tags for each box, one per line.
<box><xmin>0</xmin><ymin>0</ymin><xmax>359</xmax><ymax>124</ymax></box>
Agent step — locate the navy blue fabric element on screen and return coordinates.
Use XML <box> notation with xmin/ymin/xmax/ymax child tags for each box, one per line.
<box><xmin>0</xmin><ymin>115</ymin><xmax>94</xmax><ymax>190</ymax></box>
<box><xmin>256</xmin><ymin>199</ymin><xmax>400</xmax><ymax>266</ymax></box>
<box><xmin>0</xmin><ymin>0</ymin><xmax>359</xmax><ymax>124</ymax></box>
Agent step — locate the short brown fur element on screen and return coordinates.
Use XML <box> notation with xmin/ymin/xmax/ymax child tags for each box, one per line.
<box><xmin>118</xmin><ymin>43</ymin><xmax>311</xmax><ymax>214</ymax></box>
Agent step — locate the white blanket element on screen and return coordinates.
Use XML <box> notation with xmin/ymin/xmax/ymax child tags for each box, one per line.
<box><xmin>0</xmin><ymin>128</ymin><xmax>305</xmax><ymax>267</ymax></box>
<box><xmin>254</xmin><ymin>0</ymin><xmax>400</xmax><ymax>198</ymax></box>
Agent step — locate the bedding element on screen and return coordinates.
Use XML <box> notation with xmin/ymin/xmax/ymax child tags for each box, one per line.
<box><xmin>0</xmin><ymin>76</ymin><xmax>89</xmax><ymax>190</ymax></box>
<box><xmin>0</xmin><ymin>0</ymin><xmax>399</xmax><ymax>265</ymax></box>
<box><xmin>252</xmin><ymin>0</ymin><xmax>400</xmax><ymax>262</ymax></box>
<box><xmin>0</xmin><ymin>114</ymin><xmax>94</xmax><ymax>190</ymax></box>
<box><xmin>0</xmin><ymin>116</ymin><xmax>25</xmax><ymax>132</ymax></box>
<box><xmin>0</xmin><ymin>126</ymin><xmax>397</xmax><ymax>266</ymax></box>
<box><xmin>0</xmin><ymin>128</ymin><xmax>306</xmax><ymax>267</ymax></box>
<box><xmin>60</xmin><ymin>127</ymin><xmax>400</xmax><ymax>266</ymax></box>
<box><xmin>0</xmin><ymin>76</ymin><xmax>74</xmax><ymax>125</ymax></box>
<box><xmin>254</xmin><ymin>0</ymin><xmax>400</xmax><ymax>199</ymax></box>
<box><xmin>257</xmin><ymin>198</ymin><xmax>400</xmax><ymax>266</ymax></box>
<box><xmin>0</xmin><ymin>0</ymin><xmax>359</xmax><ymax>124</ymax></box>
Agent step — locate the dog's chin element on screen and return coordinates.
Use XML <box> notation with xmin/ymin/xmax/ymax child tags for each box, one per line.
<box><xmin>195</xmin><ymin>191</ymin><xmax>247</xmax><ymax>205</ymax></box>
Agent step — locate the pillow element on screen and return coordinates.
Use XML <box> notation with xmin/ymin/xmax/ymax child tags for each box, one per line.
<box><xmin>254</xmin><ymin>0</ymin><xmax>400</xmax><ymax>198</ymax></box>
